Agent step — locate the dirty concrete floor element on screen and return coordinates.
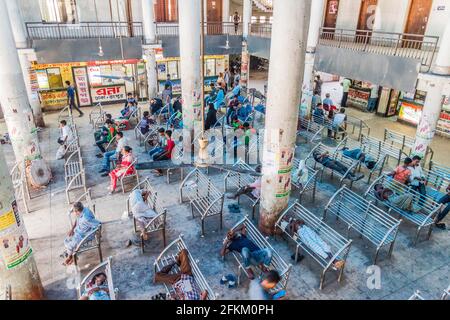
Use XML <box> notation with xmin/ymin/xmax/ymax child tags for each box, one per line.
<box><xmin>0</xmin><ymin>92</ymin><xmax>448</xmax><ymax>300</ymax></box>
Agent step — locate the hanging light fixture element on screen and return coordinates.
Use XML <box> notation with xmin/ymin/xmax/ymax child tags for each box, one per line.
<box><xmin>94</xmin><ymin>0</ymin><xmax>104</xmax><ymax>57</ymax></box>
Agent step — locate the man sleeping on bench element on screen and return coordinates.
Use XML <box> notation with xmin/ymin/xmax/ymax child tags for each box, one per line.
<box><xmin>313</xmin><ymin>150</ymin><xmax>364</xmax><ymax>181</ymax></box>
<box><xmin>373</xmin><ymin>184</ymin><xmax>423</xmax><ymax>214</ymax></box>
<box><xmin>278</xmin><ymin>217</ymin><xmax>345</xmax><ymax>270</ymax></box>
<box><xmin>220</xmin><ymin>224</ymin><xmax>273</xmax><ymax>280</ymax></box>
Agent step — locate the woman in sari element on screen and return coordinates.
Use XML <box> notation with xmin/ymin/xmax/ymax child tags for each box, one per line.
<box><xmin>63</xmin><ymin>202</ymin><xmax>101</xmax><ymax>265</ymax></box>
<box><xmin>108</xmin><ymin>146</ymin><xmax>135</xmax><ymax>194</ymax></box>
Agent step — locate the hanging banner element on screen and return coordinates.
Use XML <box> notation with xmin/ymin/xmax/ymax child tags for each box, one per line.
<box><xmin>91</xmin><ymin>85</ymin><xmax>126</xmax><ymax>103</ymax></box>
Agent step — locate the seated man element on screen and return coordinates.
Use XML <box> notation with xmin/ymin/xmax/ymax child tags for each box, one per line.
<box><xmin>313</xmin><ymin>150</ymin><xmax>364</xmax><ymax>181</ymax></box>
<box><xmin>94</xmin><ymin>114</ymin><xmax>113</xmax><ymax>141</ymax></box>
<box><xmin>138</xmin><ymin>111</ymin><xmax>154</xmax><ymax>136</ymax></box>
<box><xmin>150</xmin><ymin>98</ymin><xmax>164</xmax><ymax>115</ymax></box>
<box><xmin>312</xmin><ymin>103</ymin><xmax>325</xmax><ymax>123</ymax></box>
<box><xmin>172</xmin><ymin>96</ymin><xmax>182</xmax><ymax>114</ymax></box>
<box><xmin>155</xmin><ymin>249</ymin><xmax>208</xmax><ymax>300</ymax></box>
<box><xmin>248</xmin><ymin>270</ymin><xmax>284</xmax><ymax>300</ymax></box>
<box><xmin>408</xmin><ymin>156</ymin><xmax>427</xmax><ymax>196</ymax></box>
<box><xmin>435</xmin><ymin>184</ymin><xmax>450</xmax><ymax>230</ymax></box>
<box><xmin>279</xmin><ymin>217</ymin><xmax>344</xmax><ymax>269</ymax></box>
<box><xmin>95</xmin><ymin>119</ymin><xmax>117</xmax><ymax>156</ymax></box>
<box><xmin>99</xmin><ymin>131</ymin><xmax>127</xmax><ymax>176</ymax></box>
<box><xmin>149</xmin><ymin>128</ymin><xmax>167</xmax><ymax>157</ymax></box>
<box><xmin>56</xmin><ymin>120</ymin><xmax>74</xmax><ymax>159</ymax></box>
<box><xmin>63</xmin><ymin>202</ymin><xmax>101</xmax><ymax>266</ymax></box>
<box><xmin>153</xmin><ymin>130</ymin><xmax>175</xmax><ymax>176</ymax></box>
<box><xmin>79</xmin><ymin>272</ymin><xmax>110</xmax><ymax>300</ymax></box>
<box><xmin>125</xmin><ymin>189</ymin><xmax>158</xmax><ymax>247</ymax></box>
<box><xmin>119</xmin><ymin>101</ymin><xmax>137</xmax><ymax>119</ymax></box>
<box><xmin>124</xmin><ymin>92</ymin><xmax>137</xmax><ymax>108</ymax></box>
<box><xmin>226</xmin><ymin>96</ymin><xmax>240</xmax><ymax>125</ymax></box>
<box><xmin>332</xmin><ymin>108</ymin><xmax>347</xmax><ymax>139</ymax></box>
<box><xmin>227</xmin><ymin>166</ymin><xmax>262</xmax><ymax>200</ymax></box>
<box><xmin>221</xmin><ymin>223</ymin><xmax>272</xmax><ymax>280</ymax></box>
<box><xmin>387</xmin><ymin>157</ymin><xmax>412</xmax><ymax>185</ymax></box>
<box><xmin>341</xmin><ymin>147</ymin><xmax>377</xmax><ymax>170</ymax></box>
<box><xmin>373</xmin><ymin>184</ymin><xmax>422</xmax><ymax>214</ymax></box>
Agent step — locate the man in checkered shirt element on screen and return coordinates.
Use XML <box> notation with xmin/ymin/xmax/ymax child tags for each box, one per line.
<box><xmin>155</xmin><ymin>249</ymin><xmax>208</xmax><ymax>300</ymax></box>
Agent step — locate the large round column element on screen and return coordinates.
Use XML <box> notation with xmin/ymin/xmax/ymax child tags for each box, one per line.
<box><xmin>0</xmin><ymin>146</ymin><xmax>44</xmax><ymax>299</ymax></box>
<box><xmin>5</xmin><ymin>0</ymin><xmax>27</xmax><ymax>49</ymax></box>
<box><xmin>412</xmin><ymin>78</ymin><xmax>444</xmax><ymax>159</ymax></box>
<box><xmin>433</xmin><ymin>21</ymin><xmax>450</xmax><ymax>75</ymax></box>
<box><xmin>301</xmin><ymin>0</ymin><xmax>324</xmax><ymax>117</ymax></box>
<box><xmin>143</xmin><ymin>46</ymin><xmax>159</xmax><ymax>99</ymax></box>
<box><xmin>178</xmin><ymin>0</ymin><xmax>202</xmax><ymax>158</ymax></box>
<box><xmin>243</xmin><ymin>0</ymin><xmax>252</xmax><ymax>38</ymax></box>
<box><xmin>259</xmin><ymin>0</ymin><xmax>309</xmax><ymax>234</ymax></box>
<box><xmin>0</xmin><ymin>0</ymin><xmax>46</xmax><ymax>167</ymax></box>
<box><xmin>240</xmin><ymin>41</ymin><xmax>250</xmax><ymax>90</ymax></box>
<box><xmin>142</xmin><ymin>0</ymin><xmax>156</xmax><ymax>44</ymax></box>
<box><xmin>223</xmin><ymin>0</ymin><xmax>231</xmax><ymax>22</ymax></box>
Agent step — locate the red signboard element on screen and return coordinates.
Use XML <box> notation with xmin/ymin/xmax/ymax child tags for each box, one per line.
<box><xmin>90</xmin><ymin>85</ymin><xmax>126</xmax><ymax>103</ymax></box>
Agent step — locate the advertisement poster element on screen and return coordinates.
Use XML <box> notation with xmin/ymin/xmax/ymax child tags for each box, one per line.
<box><xmin>36</xmin><ymin>69</ymin><xmax>50</xmax><ymax>90</ymax></box>
<box><xmin>276</xmin><ymin>172</ymin><xmax>292</xmax><ymax>198</ymax></box>
<box><xmin>0</xmin><ymin>224</ymin><xmax>32</xmax><ymax>270</ymax></box>
<box><xmin>91</xmin><ymin>86</ymin><xmax>126</xmax><ymax>103</ymax></box>
<box><xmin>40</xmin><ymin>90</ymin><xmax>68</xmax><ymax>108</ymax></box>
<box><xmin>398</xmin><ymin>101</ymin><xmax>422</xmax><ymax>125</ymax></box>
<box><xmin>73</xmin><ymin>67</ymin><xmax>91</xmax><ymax>107</ymax></box>
<box><xmin>88</xmin><ymin>66</ymin><xmax>102</xmax><ymax>86</ymax></box>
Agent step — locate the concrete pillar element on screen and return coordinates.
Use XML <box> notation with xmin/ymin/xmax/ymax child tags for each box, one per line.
<box><xmin>0</xmin><ymin>0</ymin><xmax>45</xmax><ymax>164</ymax></box>
<box><xmin>0</xmin><ymin>146</ymin><xmax>44</xmax><ymax>300</ymax></box>
<box><xmin>17</xmin><ymin>49</ymin><xmax>45</xmax><ymax>128</ymax></box>
<box><xmin>240</xmin><ymin>41</ymin><xmax>250</xmax><ymax>90</ymax></box>
<box><xmin>223</xmin><ymin>0</ymin><xmax>230</xmax><ymax>22</ymax></box>
<box><xmin>243</xmin><ymin>0</ymin><xmax>252</xmax><ymax>38</ymax></box>
<box><xmin>259</xmin><ymin>0</ymin><xmax>310</xmax><ymax>234</ymax></box>
<box><xmin>143</xmin><ymin>45</ymin><xmax>159</xmax><ymax>98</ymax></box>
<box><xmin>301</xmin><ymin>0</ymin><xmax>324</xmax><ymax>118</ymax></box>
<box><xmin>142</xmin><ymin>0</ymin><xmax>157</xmax><ymax>44</ymax></box>
<box><xmin>5</xmin><ymin>0</ymin><xmax>28</xmax><ymax>49</ymax></box>
<box><xmin>412</xmin><ymin>78</ymin><xmax>444</xmax><ymax>159</ymax></box>
<box><xmin>178</xmin><ymin>0</ymin><xmax>202</xmax><ymax>157</ymax></box>
<box><xmin>432</xmin><ymin>21</ymin><xmax>450</xmax><ymax>75</ymax></box>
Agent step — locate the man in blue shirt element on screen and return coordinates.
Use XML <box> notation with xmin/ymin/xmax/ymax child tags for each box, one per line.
<box><xmin>65</xmin><ymin>81</ymin><xmax>84</xmax><ymax>117</ymax></box>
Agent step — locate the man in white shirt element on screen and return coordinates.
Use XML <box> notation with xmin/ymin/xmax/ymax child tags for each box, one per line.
<box><xmin>408</xmin><ymin>155</ymin><xmax>427</xmax><ymax>198</ymax></box>
<box><xmin>58</xmin><ymin>120</ymin><xmax>74</xmax><ymax>145</ymax></box>
<box><xmin>367</xmin><ymin>84</ymin><xmax>379</xmax><ymax>112</ymax></box>
<box><xmin>99</xmin><ymin>131</ymin><xmax>128</xmax><ymax>175</ymax></box>
<box><xmin>332</xmin><ymin>108</ymin><xmax>347</xmax><ymax>139</ymax></box>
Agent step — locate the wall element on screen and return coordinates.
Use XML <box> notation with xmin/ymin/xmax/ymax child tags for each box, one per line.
<box><xmin>335</xmin><ymin>0</ymin><xmax>361</xmax><ymax>30</ymax></box>
<box><xmin>18</xmin><ymin>0</ymin><xmax>42</xmax><ymax>22</ymax></box>
<box><xmin>372</xmin><ymin>0</ymin><xmax>409</xmax><ymax>34</ymax></box>
<box><xmin>425</xmin><ymin>0</ymin><xmax>450</xmax><ymax>46</ymax></box>
<box><xmin>229</xmin><ymin>0</ymin><xmax>272</xmax><ymax>23</ymax></box>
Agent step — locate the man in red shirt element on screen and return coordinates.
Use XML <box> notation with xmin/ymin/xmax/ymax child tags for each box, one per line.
<box><xmin>387</xmin><ymin>157</ymin><xmax>412</xmax><ymax>185</ymax></box>
<box><xmin>153</xmin><ymin>130</ymin><xmax>175</xmax><ymax>176</ymax></box>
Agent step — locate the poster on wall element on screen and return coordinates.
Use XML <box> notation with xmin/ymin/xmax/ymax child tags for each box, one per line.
<box><xmin>398</xmin><ymin>101</ymin><xmax>422</xmax><ymax>125</ymax></box>
<box><xmin>88</xmin><ymin>66</ymin><xmax>102</xmax><ymax>86</ymax></box>
<box><xmin>73</xmin><ymin>67</ymin><xmax>91</xmax><ymax>107</ymax></box>
<box><xmin>36</xmin><ymin>70</ymin><xmax>50</xmax><ymax>90</ymax></box>
<box><xmin>91</xmin><ymin>86</ymin><xmax>126</xmax><ymax>103</ymax></box>
<box><xmin>39</xmin><ymin>90</ymin><xmax>68</xmax><ymax>108</ymax></box>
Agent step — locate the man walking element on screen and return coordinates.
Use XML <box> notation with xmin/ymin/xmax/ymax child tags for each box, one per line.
<box><xmin>65</xmin><ymin>81</ymin><xmax>84</xmax><ymax>117</ymax></box>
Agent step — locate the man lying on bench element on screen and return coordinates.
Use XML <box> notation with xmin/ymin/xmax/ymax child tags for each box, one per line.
<box><xmin>220</xmin><ymin>224</ymin><xmax>273</xmax><ymax>280</ymax></box>
<box><xmin>279</xmin><ymin>217</ymin><xmax>344</xmax><ymax>270</ymax></box>
<box><xmin>227</xmin><ymin>166</ymin><xmax>262</xmax><ymax>200</ymax></box>
<box><xmin>154</xmin><ymin>249</ymin><xmax>208</xmax><ymax>300</ymax></box>
<box><xmin>340</xmin><ymin>147</ymin><xmax>377</xmax><ymax>170</ymax></box>
<box><xmin>373</xmin><ymin>184</ymin><xmax>422</xmax><ymax>214</ymax></box>
<box><xmin>313</xmin><ymin>150</ymin><xmax>364</xmax><ymax>181</ymax></box>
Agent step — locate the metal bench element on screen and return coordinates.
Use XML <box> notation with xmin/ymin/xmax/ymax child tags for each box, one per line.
<box><xmin>224</xmin><ymin>159</ymin><xmax>260</xmax><ymax>219</ymax></box>
<box><xmin>224</xmin><ymin>216</ymin><xmax>292</xmax><ymax>293</ymax></box>
<box><xmin>119</xmin><ymin>158</ymin><xmax>140</xmax><ymax>193</ymax></box>
<box><xmin>346</xmin><ymin>115</ymin><xmax>371</xmax><ymax>141</ymax></box>
<box><xmin>143</xmin><ymin>125</ymin><xmax>162</xmax><ymax>152</ymax></box>
<box><xmin>297</xmin><ymin>117</ymin><xmax>325</xmax><ymax>143</ymax></box>
<box><xmin>426</xmin><ymin>161</ymin><xmax>450</xmax><ymax>201</ymax></box>
<box><xmin>408</xmin><ymin>290</ymin><xmax>426</xmax><ymax>300</ymax></box>
<box><xmin>153</xmin><ymin>235</ymin><xmax>216</xmax><ymax>300</ymax></box>
<box><xmin>2</xmin><ymin>285</ymin><xmax>11</xmax><ymax>300</ymax></box>
<box><xmin>179</xmin><ymin>168</ymin><xmax>224</xmax><ymax>237</ymax></box>
<box><xmin>58</xmin><ymin>105</ymin><xmax>73</xmax><ymax>123</ymax></box>
<box><xmin>77</xmin><ymin>257</ymin><xmax>118</xmax><ymax>300</ymax></box>
<box><xmin>366</xmin><ymin>174</ymin><xmax>442</xmax><ymax>245</ymax></box>
<box><xmin>167</xmin><ymin>140</ymin><xmax>185</xmax><ymax>184</ymax></box>
<box><xmin>361</xmin><ymin>134</ymin><xmax>408</xmax><ymax>168</ymax></box>
<box><xmin>442</xmin><ymin>284</ymin><xmax>450</xmax><ymax>300</ymax></box>
<box><xmin>324</xmin><ymin>186</ymin><xmax>401</xmax><ymax>264</ymax></box>
<box><xmin>155</xmin><ymin>104</ymin><xmax>170</xmax><ymax>125</ymax></box>
<box><xmin>384</xmin><ymin>128</ymin><xmax>434</xmax><ymax>164</ymax></box>
<box><xmin>276</xmin><ymin>202</ymin><xmax>351</xmax><ymax>289</ymax></box>
<box><xmin>127</xmin><ymin>179</ymin><xmax>167</xmax><ymax>252</ymax></box>
<box><xmin>305</xmin><ymin>142</ymin><xmax>360</xmax><ymax>189</ymax></box>
<box><xmin>291</xmin><ymin>158</ymin><xmax>318</xmax><ymax>202</ymax></box>
<box><xmin>67</xmin><ymin>196</ymin><xmax>102</xmax><ymax>267</ymax></box>
<box><xmin>64</xmin><ymin>149</ymin><xmax>87</xmax><ymax>204</ymax></box>
<box><xmin>338</xmin><ymin>136</ymin><xmax>387</xmax><ymax>184</ymax></box>
<box><xmin>89</xmin><ymin>103</ymin><xmax>104</xmax><ymax>126</ymax></box>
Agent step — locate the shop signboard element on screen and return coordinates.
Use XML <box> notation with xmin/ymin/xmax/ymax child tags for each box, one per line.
<box><xmin>73</xmin><ymin>67</ymin><xmax>91</xmax><ymax>107</ymax></box>
<box><xmin>40</xmin><ymin>90</ymin><xmax>67</xmax><ymax>108</ymax></box>
<box><xmin>91</xmin><ymin>86</ymin><xmax>126</xmax><ymax>103</ymax></box>
<box><xmin>347</xmin><ymin>87</ymin><xmax>370</xmax><ymax>109</ymax></box>
<box><xmin>398</xmin><ymin>101</ymin><xmax>422</xmax><ymax>125</ymax></box>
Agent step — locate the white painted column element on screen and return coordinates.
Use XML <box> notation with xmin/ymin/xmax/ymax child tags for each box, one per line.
<box><xmin>0</xmin><ymin>145</ymin><xmax>44</xmax><ymax>299</ymax></box>
<box><xmin>240</xmin><ymin>41</ymin><xmax>250</xmax><ymax>90</ymax></box>
<box><xmin>142</xmin><ymin>0</ymin><xmax>157</xmax><ymax>44</ymax></box>
<box><xmin>432</xmin><ymin>21</ymin><xmax>450</xmax><ymax>76</ymax></box>
<box><xmin>0</xmin><ymin>0</ymin><xmax>44</xmax><ymax>165</ymax></box>
<box><xmin>17</xmin><ymin>49</ymin><xmax>45</xmax><ymax>128</ymax></box>
<box><xmin>259</xmin><ymin>0</ymin><xmax>310</xmax><ymax>234</ymax></box>
<box><xmin>223</xmin><ymin>0</ymin><xmax>230</xmax><ymax>22</ymax></box>
<box><xmin>301</xmin><ymin>0</ymin><xmax>324</xmax><ymax>118</ymax></box>
<box><xmin>243</xmin><ymin>0</ymin><xmax>252</xmax><ymax>38</ymax></box>
<box><xmin>178</xmin><ymin>0</ymin><xmax>202</xmax><ymax>157</ymax></box>
<box><xmin>5</xmin><ymin>0</ymin><xmax>28</xmax><ymax>49</ymax></box>
<box><xmin>412</xmin><ymin>78</ymin><xmax>444</xmax><ymax>159</ymax></box>
<box><xmin>143</xmin><ymin>45</ymin><xmax>159</xmax><ymax>98</ymax></box>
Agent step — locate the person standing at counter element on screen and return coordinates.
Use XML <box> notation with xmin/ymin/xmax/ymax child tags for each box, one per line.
<box><xmin>340</xmin><ymin>78</ymin><xmax>351</xmax><ymax>108</ymax></box>
<box><xmin>65</xmin><ymin>81</ymin><xmax>84</xmax><ymax>117</ymax></box>
<box><xmin>367</xmin><ymin>84</ymin><xmax>379</xmax><ymax>113</ymax></box>
<box><xmin>314</xmin><ymin>75</ymin><xmax>323</xmax><ymax>95</ymax></box>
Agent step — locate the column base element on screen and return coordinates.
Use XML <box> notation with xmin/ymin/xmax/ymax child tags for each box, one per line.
<box><xmin>431</xmin><ymin>65</ymin><xmax>450</xmax><ymax>76</ymax></box>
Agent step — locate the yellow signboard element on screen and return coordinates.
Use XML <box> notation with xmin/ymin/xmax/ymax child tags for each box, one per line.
<box><xmin>0</xmin><ymin>210</ymin><xmax>16</xmax><ymax>232</ymax></box>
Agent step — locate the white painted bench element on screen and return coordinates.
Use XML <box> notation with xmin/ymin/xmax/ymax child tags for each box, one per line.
<box><xmin>64</xmin><ymin>149</ymin><xmax>87</xmax><ymax>204</ymax></box>
<box><xmin>276</xmin><ymin>202</ymin><xmax>351</xmax><ymax>289</ymax></box>
<box><xmin>297</xmin><ymin>117</ymin><xmax>325</xmax><ymax>143</ymax></box>
<box><xmin>77</xmin><ymin>256</ymin><xmax>118</xmax><ymax>300</ymax></box>
<box><xmin>291</xmin><ymin>158</ymin><xmax>319</xmax><ymax>202</ymax></box>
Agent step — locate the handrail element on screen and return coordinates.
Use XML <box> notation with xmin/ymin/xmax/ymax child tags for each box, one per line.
<box><xmin>155</xmin><ymin>22</ymin><xmax>243</xmax><ymax>37</ymax></box>
<box><xmin>25</xmin><ymin>21</ymin><xmax>143</xmax><ymax>41</ymax></box>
